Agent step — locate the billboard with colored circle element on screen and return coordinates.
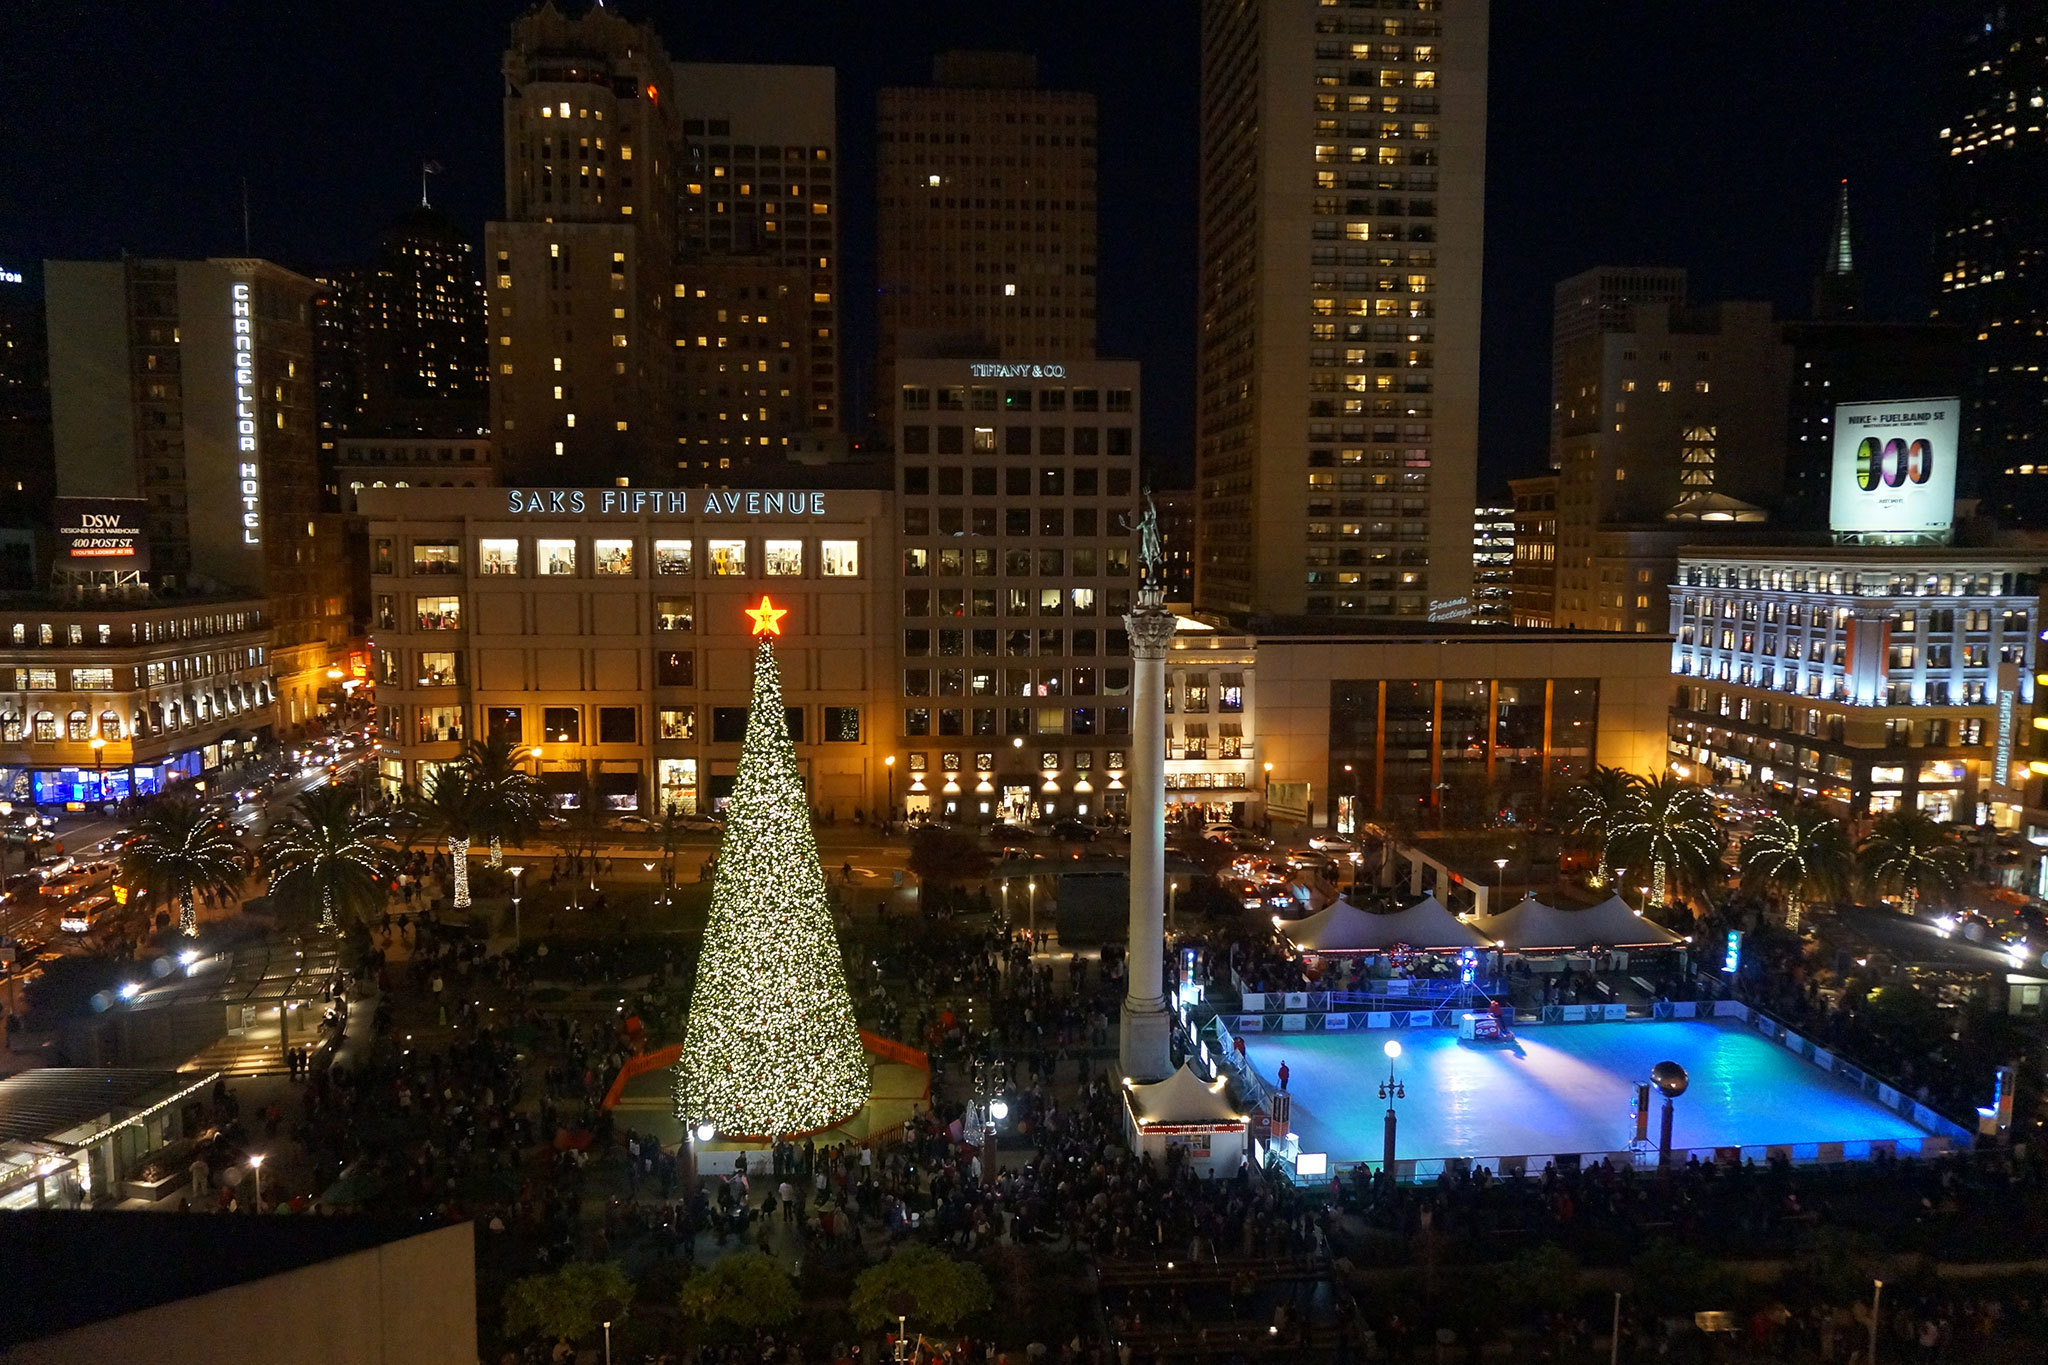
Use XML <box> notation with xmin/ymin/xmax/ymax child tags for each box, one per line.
<box><xmin>1829</xmin><ymin>398</ymin><xmax>1960</xmax><ymax>537</ymax></box>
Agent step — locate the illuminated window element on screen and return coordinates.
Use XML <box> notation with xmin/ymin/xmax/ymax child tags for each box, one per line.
<box><xmin>654</xmin><ymin>539</ymin><xmax>693</xmax><ymax>576</ymax></box>
<box><xmin>763</xmin><ymin>540</ymin><xmax>804</xmax><ymax>576</ymax></box>
<box><xmin>593</xmin><ymin>539</ymin><xmax>635</xmax><ymax>576</ymax></box>
<box><xmin>820</xmin><ymin>540</ymin><xmax>860</xmax><ymax>577</ymax></box>
<box><xmin>479</xmin><ymin>539</ymin><xmax>520</xmax><ymax>575</ymax></box>
<box><xmin>708</xmin><ymin>539</ymin><xmax>748</xmax><ymax>576</ymax></box>
<box><xmin>537</xmin><ymin>539</ymin><xmax>577</xmax><ymax>575</ymax></box>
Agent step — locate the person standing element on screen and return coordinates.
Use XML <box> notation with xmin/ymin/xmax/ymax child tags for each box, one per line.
<box><xmin>1277</xmin><ymin>1059</ymin><xmax>1291</xmax><ymax>1092</ymax></box>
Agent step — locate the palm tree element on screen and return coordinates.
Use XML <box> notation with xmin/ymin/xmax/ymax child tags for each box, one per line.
<box><xmin>1857</xmin><ymin>809</ymin><xmax>1965</xmax><ymax>916</ymax></box>
<box><xmin>1737</xmin><ymin>801</ymin><xmax>1853</xmax><ymax>929</ymax></box>
<box><xmin>1609</xmin><ymin>772</ymin><xmax>1723</xmax><ymax>909</ymax></box>
<box><xmin>1561</xmin><ymin>765</ymin><xmax>1636</xmax><ymax>888</ymax></box>
<box><xmin>122</xmin><ymin>797</ymin><xmax>245</xmax><ymax>936</ymax></box>
<box><xmin>461</xmin><ymin>733</ymin><xmax>542</xmax><ymax>869</ymax></box>
<box><xmin>408</xmin><ymin>764</ymin><xmax>481</xmax><ymax>909</ymax></box>
<box><xmin>261</xmin><ymin>785</ymin><xmax>396</xmax><ymax>930</ymax></box>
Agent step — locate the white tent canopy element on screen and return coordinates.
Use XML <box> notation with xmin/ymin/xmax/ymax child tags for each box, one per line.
<box><xmin>1473</xmin><ymin>892</ymin><xmax>1684</xmax><ymax>950</ymax></box>
<box><xmin>1125</xmin><ymin>1064</ymin><xmax>1244</xmax><ymax>1127</ymax></box>
<box><xmin>1280</xmin><ymin>892</ymin><xmax>1489</xmax><ymax>953</ymax></box>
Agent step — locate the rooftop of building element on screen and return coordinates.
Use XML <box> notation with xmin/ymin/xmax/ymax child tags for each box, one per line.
<box><xmin>0</xmin><ymin>588</ymin><xmax>267</xmax><ymax>615</ymax></box>
<box><xmin>0</xmin><ymin>1068</ymin><xmax>197</xmax><ymax>1145</ymax></box>
<box><xmin>1214</xmin><ymin>614</ymin><xmax>1673</xmax><ymax>644</ymax></box>
<box><xmin>0</xmin><ymin>1212</ymin><xmax>443</xmax><ymax>1348</ymax></box>
<box><xmin>1677</xmin><ymin>542</ymin><xmax>2048</xmax><ymax>566</ymax></box>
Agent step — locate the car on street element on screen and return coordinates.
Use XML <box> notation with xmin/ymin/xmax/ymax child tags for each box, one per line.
<box><xmin>674</xmin><ymin>812</ymin><xmax>724</xmax><ymax>832</ymax></box>
<box><xmin>1049</xmin><ymin>819</ymin><xmax>1099</xmax><ymax>842</ymax></box>
<box><xmin>986</xmin><ymin>823</ymin><xmax>1037</xmax><ymax>847</ymax></box>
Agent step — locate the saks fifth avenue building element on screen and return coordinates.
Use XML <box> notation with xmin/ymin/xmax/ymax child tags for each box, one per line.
<box><xmin>358</xmin><ymin>485</ymin><xmax>894</xmax><ymax>819</ymax></box>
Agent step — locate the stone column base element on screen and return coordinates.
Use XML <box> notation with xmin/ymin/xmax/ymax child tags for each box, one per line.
<box><xmin>1120</xmin><ymin>998</ymin><xmax>1173</xmax><ymax>1082</ymax></box>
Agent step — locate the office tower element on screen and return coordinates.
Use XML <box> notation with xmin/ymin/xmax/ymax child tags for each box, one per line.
<box><xmin>1152</xmin><ymin>487</ymin><xmax>1196</xmax><ymax>603</ymax></box>
<box><xmin>877</xmin><ymin>52</ymin><xmax>1097</xmax><ymax>426</ymax></box>
<box><xmin>1194</xmin><ymin>0</ymin><xmax>1487</xmax><ymax>620</ymax></box>
<box><xmin>1813</xmin><ymin>180</ymin><xmax>1860</xmax><ymax>321</ymax></box>
<box><xmin>673</xmin><ymin>63</ymin><xmax>839</xmax><ymax>471</ymax></box>
<box><xmin>487</xmin><ymin>5</ymin><xmax>677</xmax><ymax>487</ymax></box>
<box><xmin>1782</xmin><ymin>189</ymin><xmax>1969</xmax><ymax>531</ymax></box>
<box><xmin>1470</xmin><ymin>504</ymin><xmax>1513</xmax><ymax>625</ymax></box>
<box><xmin>1548</xmin><ymin>268</ymin><xmax>1688</xmax><ymax>469</ymax></box>
<box><xmin>1507</xmin><ymin>474</ymin><xmax>1557</xmax><ymax>627</ymax></box>
<box><xmin>891</xmin><ymin>359</ymin><xmax>1139</xmax><ymax>824</ymax></box>
<box><xmin>1550</xmin><ymin>267</ymin><xmax>1789</xmax><ymax>631</ymax></box>
<box><xmin>1936</xmin><ymin>3</ymin><xmax>2048</xmax><ymax>525</ymax></box>
<box><xmin>311</xmin><ymin>264</ymin><xmax>369</xmax><ymax>475</ymax></box>
<box><xmin>0</xmin><ymin>282</ymin><xmax>52</xmax><ymax>538</ymax></box>
<box><xmin>43</xmin><ymin>258</ymin><xmax>351</xmax><ymax>725</ymax></box>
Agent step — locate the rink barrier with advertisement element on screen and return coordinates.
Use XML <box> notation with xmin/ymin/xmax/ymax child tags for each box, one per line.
<box><xmin>1211</xmin><ymin>1002</ymin><xmax>1972</xmax><ymax>1185</ymax></box>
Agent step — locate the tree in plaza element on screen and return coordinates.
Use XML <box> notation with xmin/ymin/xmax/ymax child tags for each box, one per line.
<box><xmin>1737</xmin><ymin>800</ymin><xmax>1853</xmax><ymax>929</ymax></box>
<box><xmin>848</xmin><ymin>1244</ymin><xmax>992</xmax><ymax>1333</ymax></box>
<box><xmin>675</xmin><ymin>598</ymin><xmax>870</xmax><ymax>1137</ymax></box>
<box><xmin>1560</xmin><ymin>765</ymin><xmax>1637</xmax><ymax>889</ymax></box>
<box><xmin>407</xmin><ymin>763</ymin><xmax>480</xmax><ymax>909</ymax></box>
<box><xmin>501</xmin><ymin>1260</ymin><xmax>632</xmax><ymax>1349</ymax></box>
<box><xmin>1608</xmin><ymin>771</ymin><xmax>1723</xmax><ymax>910</ymax></box>
<box><xmin>1857</xmin><ymin>808</ymin><xmax>1965</xmax><ymax>916</ymax></box>
<box><xmin>259</xmin><ymin>785</ymin><xmax>395</xmax><ymax>930</ymax></box>
<box><xmin>908</xmin><ymin>824</ymin><xmax>992</xmax><ymax>910</ymax></box>
<box><xmin>676</xmin><ymin>1251</ymin><xmax>800</xmax><ymax>1337</ymax></box>
<box><xmin>122</xmin><ymin>796</ymin><xmax>246</xmax><ymax>936</ymax></box>
<box><xmin>461</xmin><ymin>732</ymin><xmax>542</xmax><ymax>869</ymax></box>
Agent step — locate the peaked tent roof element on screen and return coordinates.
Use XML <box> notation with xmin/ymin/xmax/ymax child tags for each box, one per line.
<box><xmin>1280</xmin><ymin>892</ymin><xmax>1488</xmax><ymax>952</ymax></box>
<box><xmin>1473</xmin><ymin>892</ymin><xmax>1684</xmax><ymax>950</ymax></box>
<box><xmin>1126</xmin><ymin>1064</ymin><xmax>1244</xmax><ymax>1127</ymax></box>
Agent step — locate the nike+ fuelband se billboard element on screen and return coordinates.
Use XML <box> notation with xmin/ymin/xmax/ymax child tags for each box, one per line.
<box><xmin>1828</xmin><ymin>398</ymin><xmax>1959</xmax><ymax>537</ymax></box>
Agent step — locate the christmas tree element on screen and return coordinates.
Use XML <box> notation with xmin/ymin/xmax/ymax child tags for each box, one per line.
<box><xmin>675</xmin><ymin>597</ymin><xmax>871</xmax><ymax>1136</ymax></box>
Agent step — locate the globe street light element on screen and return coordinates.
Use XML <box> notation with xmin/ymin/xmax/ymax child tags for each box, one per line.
<box><xmin>247</xmin><ymin>1152</ymin><xmax>264</xmax><ymax>1211</ymax></box>
<box><xmin>1650</xmin><ymin>1060</ymin><xmax>1689</xmax><ymax>1168</ymax></box>
<box><xmin>507</xmin><ymin>865</ymin><xmax>525</xmax><ymax>945</ymax></box>
<box><xmin>1379</xmin><ymin>1038</ymin><xmax>1406</xmax><ymax>1170</ymax></box>
<box><xmin>884</xmin><ymin>754</ymin><xmax>896</xmax><ymax>825</ymax></box>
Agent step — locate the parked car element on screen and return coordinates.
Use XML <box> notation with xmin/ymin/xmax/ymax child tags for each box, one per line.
<box><xmin>1049</xmin><ymin>819</ymin><xmax>1099</xmax><ymax>842</ymax></box>
<box><xmin>986</xmin><ymin>823</ymin><xmax>1037</xmax><ymax>847</ymax></box>
<box><xmin>612</xmin><ymin>814</ymin><xmax>655</xmax><ymax>833</ymax></box>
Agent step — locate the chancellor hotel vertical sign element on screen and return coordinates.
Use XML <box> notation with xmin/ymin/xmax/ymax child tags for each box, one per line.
<box><xmin>231</xmin><ymin>281</ymin><xmax>261</xmax><ymax>544</ymax></box>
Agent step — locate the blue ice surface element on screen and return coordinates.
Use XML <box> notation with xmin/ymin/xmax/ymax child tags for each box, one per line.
<box><xmin>1245</xmin><ymin>1018</ymin><xmax>1930</xmax><ymax>1165</ymax></box>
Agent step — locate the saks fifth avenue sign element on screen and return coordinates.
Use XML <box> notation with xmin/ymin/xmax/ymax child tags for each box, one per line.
<box><xmin>505</xmin><ymin>488</ymin><xmax>830</xmax><ymax>517</ymax></box>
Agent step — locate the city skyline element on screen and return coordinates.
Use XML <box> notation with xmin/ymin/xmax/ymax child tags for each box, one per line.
<box><xmin>2</xmin><ymin>0</ymin><xmax>1947</xmax><ymax>491</ymax></box>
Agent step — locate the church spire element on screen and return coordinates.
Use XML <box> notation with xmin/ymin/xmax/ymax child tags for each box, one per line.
<box><xmin>1827</xmin><ymin>178</ymin><xmax>1854</xmax><ymax>276</ymax></box>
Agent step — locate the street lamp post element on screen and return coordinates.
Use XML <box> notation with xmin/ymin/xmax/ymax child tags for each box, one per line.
<box><xmin>248</xmin><ymin>1152</ymin><xmax>264</xmax><ymax>1212</ymax></box>
<box><xmin>1027</xmin><ymin>876</ymin><xmax>1037</xmax><ymax>947</ymax></box>
<box><xmin>1493</xmin><ymin>856</ymin><xmax>1508</xmax><ymax>911</ymax></box>
<box><xmin>1378</xmin><ymin>1039</ymin><xmax>1406</xmax><ymax>1170</ymax></box>
<box><xmin>884</xmin><ymin>754</ymin><xmax>896</xmax><ymax>826</ymax></box>
<box><xmin>0</xmin><ymin>800</ymin><xmax>11</xmax><ymax>886</ymax></box>
<box><xmin>1651</xmin><ymin>1061</ymin><xmax>1689</xmax><ymax>1168</ymax></box>
<box><xmin>507</xmin><ymin>865</ymin><xmax>525</xmax><ymax>944</ymax></box>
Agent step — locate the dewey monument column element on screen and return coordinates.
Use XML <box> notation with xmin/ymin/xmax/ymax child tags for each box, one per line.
<box><xmin>1120</xmin><ymin>494</ymin><xmax>1175</xmax><ymax>1081</ymax></box>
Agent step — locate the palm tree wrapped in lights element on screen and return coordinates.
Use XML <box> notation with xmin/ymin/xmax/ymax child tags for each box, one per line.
<box><xmin>407</xmin><ymin>764</ymin><xmax>481</xmax><ymax>909</ymax></box>
<box><xmin>1737</xmin><ymin>800</ymin><xmax>1853</xmax><ymax>930</ymax></box>
<box><xmin>122</xmin><ymin>797</ymin><xmax>245</xmax><ymax>936</ymax></box>
<box><xmin>260</xmin><ymin>785</ymin><xmax>396</xmax><ymax>930</ymax></box>
<box><xmin>1561</xmin><ymin>765</ymin><xmax>1636</xmax><ymax>889</ymax></box>
<box><xmin>462</xmin><ymin>733</ymin><xmax>543</xmax><ymax>870</ymax></box>
<box><xmin>1857</xmin><ymin>808</ymin><xmax>1964</xmax><ymax>917</ymax></box>
<box><xmin>1609</xmin><ymin>772</ymin><xmax>1723</xmax><ymax>911</ymax></box>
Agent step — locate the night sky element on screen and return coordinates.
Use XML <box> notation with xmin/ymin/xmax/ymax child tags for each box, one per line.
<box><xmin>1</xmin><ymin>1</ymin><xmax>1952</xmax><ymax>494</ymax></box>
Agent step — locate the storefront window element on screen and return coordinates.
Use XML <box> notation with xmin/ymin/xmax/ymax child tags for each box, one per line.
<box><xmin>417</xmin><ymin>652</ymin><xmax>459</xmax><ymax>687</ymax></box>
<box><xmin>657</xmin><ymin>757</ymin><xmax>699</xmax><ymax>814</ymax></box>
<box><xmin>655</xmin><ymin>540</ymin><xmax>693</xmax><ymax>576</ymax></box>
<box><xmin>708</xmin><ymin>539</ymin><xmax>748</xmax><ymax>576</ymax></box>
<box><xmin>763</xmin><ymin>540</ymin><xmax>804</xmax><ymax>576</ymax></box>
<box><xmin>593</xmin><ymin>539</ymin><xmax>635</xmax><ymax>576</ymax></box>
<box><xmin>479</xmin><ymin>539</ymin><xmax>520</xmax><ymax>575</ymax></box>
<box><xmin>537</xmin><ymin>539</ymin><xmax>577</xmax><ymax>576</ymax></box>
<box><xmin>821</xmin><ymin>541</ymin><xmax>860</xmax><ymax>576</ymax></box>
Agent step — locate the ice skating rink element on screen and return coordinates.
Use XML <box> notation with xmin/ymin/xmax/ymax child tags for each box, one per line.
<box><xmin>1245</xmin><ymin>1019</ymin><xmax>1930</xmax><ymax>1164</ymax></box>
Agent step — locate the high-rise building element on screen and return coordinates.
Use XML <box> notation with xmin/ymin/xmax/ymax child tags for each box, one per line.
<box><xmin>1507</xmin><ymin>474</ymin><xmax>1557</xmax><ymax>627</ymax></box>
<box><xmin>1194</xmin><ymin>0</ymin><xmax>1487</xmax><ymax>620</ymax></box>
<box><xmin>1550</xmin><ymin>267</ymin><xmax>1790</xmax><ymax>631</ymax></box>
<box><xmin>1548</xmin><ymin>268</ymin><xmax>1688</xmax><ymax>469</ymax></box>
<box><xmin>0</xmin><ymin>281</ymin><xmax>52</xmax><ymax>539</ymax></box>
<box><xmin>890</xmin><ymin>359</ymin><xmax>1139</xmax><ymax>824</ymax></box>
<box><xmin>1470</xmin><ymin>503</ymin><xmax>1513</xmax><ymax>625</ymax></box>
<box><xmin>487</xmin><ymin>5</ymin><xmax>678</xmax><ymax>487</ymax></box>
<box><xmin>1935</xmin><ymin>3</ymin><xmax>2048</xmax><ymax>526</ymax></box>
<box><xmin>672</xmin><ymin>63</ymin><xmax>839</xmax><ymax>467</ymax></box>
<box><xmin>1152</xmin><ymin>486</ymin><xmax>1196</xmax><ymax>604</ymax></box>
<box><xmin>1782</xmin><ymin>185</ymin><xmax>1969</xmax><ymax>531</ymax></box>
<box><xmin>876</xmin><ymin>52</ymin><xmax>1097</xmax><ymax>427</ymax></box>
<box><xmin>43</xmin><ymin>257</ymin><xmax>352</xmax><ymax>727</ymax></box>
